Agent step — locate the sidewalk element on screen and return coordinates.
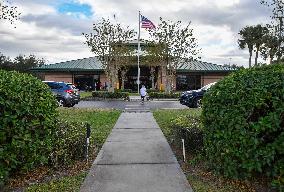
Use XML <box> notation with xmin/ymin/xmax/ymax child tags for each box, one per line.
<box><xmin>128</xmin><ymin>95</ymin><xmax>178</xmax><ymax>101</ymax></box>
<box><xmin>80</xmin><ymin>112</ymin><xmax>193</xmax><ymax>192</ymax></box>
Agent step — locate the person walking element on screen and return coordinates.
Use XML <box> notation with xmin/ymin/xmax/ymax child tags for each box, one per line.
<box><xmin>140</xmin><ymin>85</ymin><xmax>147</xmax><ymax>104</ymax></box>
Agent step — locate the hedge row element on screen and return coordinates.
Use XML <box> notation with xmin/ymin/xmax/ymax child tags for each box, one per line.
<box><xmin>148</xmin><ymin>92</ymin><xmax>180</xmax><ymax>99</ymax></box>
<box><xmin>50</xmin><ymin>120</ymin><xmax>86</xmax><ymax>167</ymax></box>
<box><xmin>0</xmin><ymin>70</ymin><xmax>58</xmax><ymax>185</ymax></box>
<box><xmin>202</xmin><ymin>64</ymin><xmax>284</xmax><ymax>190</ymax></box>
<box><xmin>0</xmin><ymin>70</ymin><xmax>91</xmax><ymax>186</ymax></box>
<box><xmin>170</xmin><ymin>114</ymin><xmax>203</xmax><ymax>153</ymax></box>
<box><xmin>92</xmin><ymin>91</ymin><xmax>129</xmax><ymax>100</ymax></box>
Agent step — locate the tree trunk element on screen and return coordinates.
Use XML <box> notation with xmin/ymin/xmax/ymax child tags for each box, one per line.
<box><xmin>269</xmin><ymin>51</ymin><xmax>274</xmax><ymax>64</ymax></box>
<box><xmin>121</xmin><ymin>69</ymin><xmax>127</xmax><ymax>90</ymax></box>
<box><xmin>165</xmin><ymin>67</ymin><xmax>173</xmax><ymax>93</ymax></box>
<box><xmin>150</xmin><ymin>67</ymin><xmax>155</xmax><ymax>89</ymax></box>
<box><xmin>165</xmin><ymin>66</ymin><xmax>171</xmax><ymax>94</ymax></box>
<box><xmin>255</xmin><ymin>47</ymin><xmax>259</xmax><ymax>66</ymax></box>
<box><xmin>249</xmin><ymin>49</ymin><xmax>252</xmax><ymax>68</ymax></box>
<box><xmin>109</xmin><ymin>64</ymin><xmax>117</xmax><ymax>93</ymax></box>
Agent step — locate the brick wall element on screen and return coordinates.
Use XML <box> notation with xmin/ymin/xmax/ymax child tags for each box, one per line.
<box><xmin>99</xmin><ymin>74</ymin><xmax>108</xmax><ymax>89</ymax></box>
<box><xmin>202</xmin><ymin>74</ymin><xmax>226</xmax><ymax>86</ymax></box>
<box><xmin>44</xmin><ymin>73</ymin><xmax>73</xmax><ymax>83</ymax></box>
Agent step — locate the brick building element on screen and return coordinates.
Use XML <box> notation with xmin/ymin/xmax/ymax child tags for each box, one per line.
<box><xmin>32</xmin><ymin>57</ymin><xmax>235</xmax><ymax>91</ymax></box>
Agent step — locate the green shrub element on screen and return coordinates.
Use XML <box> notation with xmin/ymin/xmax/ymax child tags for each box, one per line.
<box><xmin>92</xmin><ymin>91</ymin><xmax>129</xmax><ymax>100</ymax></box>
<box><xmin>50</xmin><ymin>120</ymin><xmax>86</xmax><ymax>166</ymax></box>
<box><xmin>147</xmin><ymin>89</ymin><xmax>160</xmax><ymax>94</ymax></box>
<box><xmin>171</xmin><ymin>115</ymin><xmax>203</xmax><ymax>153</ymax></box>
<box><xmin>0</xmin><ymin>70</ymin><xmax>57</xmax><ymax>185</ymax></box>
<box><xmin>148</xmin><ymin>92</ymin><xmax>180</xmax><ymax>99</ymax></box>
<box><xmin>116</xmin><ymin>89</ymin><xmax>133</xmax><ymax>93</ymax></box>
<box><xmin>202</xmin><ymin>64</ymin><xmax>284</xmax><ymax>189</ymax></box>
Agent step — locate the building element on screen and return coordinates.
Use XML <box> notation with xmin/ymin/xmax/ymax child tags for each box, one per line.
<box><xmin>32</xmin><ymin>56</ymin><xmax>235</xmax><ymax>91</ymax></box>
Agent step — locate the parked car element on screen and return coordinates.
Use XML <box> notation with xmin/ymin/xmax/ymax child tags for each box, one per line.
<box><xmin>66</xmin><ymin>82</ymin><xmax>80</xmax><ymax>104</ymax></box>
<box><xmin>43</xmin><ymin>81</ymin><xmax>79</xmax><ymax>107</ymax></box>
<box><xmin>179</xmin><ymin>82</ymin><xmax>216</xmax><ymax>108</ymax></box>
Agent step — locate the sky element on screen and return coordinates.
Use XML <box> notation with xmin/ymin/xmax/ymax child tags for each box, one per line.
<box><xmin>0</xmin><ymin>0</ymin><xmax>273</xmax><ymax>67</ymax></box>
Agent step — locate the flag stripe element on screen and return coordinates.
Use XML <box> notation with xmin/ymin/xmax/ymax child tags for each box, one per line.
<box><xmin>141</xmin><ymin>15</ymin><xmax>155</xmax><ymax>29</ymax></box>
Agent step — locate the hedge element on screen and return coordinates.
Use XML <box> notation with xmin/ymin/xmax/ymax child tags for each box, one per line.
<box><xmin>0</xmin><ymin>70</ymin><xmax>58</xmax><ymax>186</ymax></box>
<box><xmin>49</xmin><ymin>120</ymin><xmax>86</xmax><ymax>167</ymax></box>
<box><xmin>148</xmin><ymin>92</ymin><xmax>180</xmax><ymax>99</ymax></box>
<box><xmin>202</xmin><ymin>64</ymin><xmax>284</xmax><ymax>190</ymax></box>
<box><xmin>170</xmin><ymin>114</ymin><xmax>203</xmax><ymax>153</ymax></box>
<box><xmin>92</xmin><ymin>91</ymin><xmax>129</xmax><ymax>100</ymax></box>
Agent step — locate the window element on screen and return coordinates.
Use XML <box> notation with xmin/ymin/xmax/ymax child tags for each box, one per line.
<box><xmin>46</xmin><ymin>82</ymin><xmax>61</xmax><ymax>89</ymax></box>
<box><xmin>176</xmin><ymin>74</ymin><xmax>201</xmax><ymax>91</ymax></box>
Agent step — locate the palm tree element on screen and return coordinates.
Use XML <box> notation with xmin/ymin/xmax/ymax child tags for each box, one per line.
<box><xmin>261</xmin><ymin>33</ymin><xmax>279</xmax><ymax>64</ymax></box>
<box><xmin>238</xmin><ymin>26</ymin><xmax>255</xmax><ymax>68</ymax></box>
<box><xmin>253</xmin><ymin>25</ymin><xmax>268</xmax><ymax>66</ymax></box>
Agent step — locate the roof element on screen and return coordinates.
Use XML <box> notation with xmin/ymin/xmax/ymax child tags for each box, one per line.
<box><xmin>31</xmin><ymin>57</ymin><xmax>104</xmax><ymax>72</ymax></box>
<box><xmin>32</xmin><ymin>57</ymin><xmax>235</xmax><ymax>72</ymax></box>
<box><xmin>177</xmin><ymin>60</ymin><xmax>234</xmax><ymax>72</ymax></box>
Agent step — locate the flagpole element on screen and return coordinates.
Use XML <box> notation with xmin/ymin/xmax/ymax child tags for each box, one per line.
<box><xmin>137</xmin><ymin>11</ymin><xmax>141</xmax><ymax>94</ymax></box>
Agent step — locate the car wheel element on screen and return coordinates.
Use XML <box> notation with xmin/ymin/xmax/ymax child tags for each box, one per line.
<box><xmin>57</xmin><ymin>98</ymin><xmax>65</xmax><ymax>107</ymax></box>
<box><xmin>67</xmin><ymin>103</ymin><xmax>75</xmax><ymax>107</ymax></box>
<box><xmin>194</xmin><ymin>97</ymin><xmax>202</xmax><ymax>108</ymax></box>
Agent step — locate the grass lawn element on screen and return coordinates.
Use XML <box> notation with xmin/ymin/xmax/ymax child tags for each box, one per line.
<box><xmin>8</xmin><ymin>108</ymin><xmax>121</xmax><ymax>192</ymax></box>
<box><xmin>153</xmin><ymin>109</ymin><xmax>270</xmax><ymax>192</ymax></box>
<box><xmin>58</xmin><ymin>108</ymin><xmax>121</xmax><ymax>146</ymax></box>
<box><xmin>26</xmin><ymin>172</ymin><xmax>87</xmax><ymax>192</ymax></box>
<box><xmin>153</xmin><ymin>109</ymin><xmax>201</xmax><ymax>139</ymax></box>
<box><xmin>79</xmin><ymin>91</ymin><xmax>93</xmax><ymax>99</ymax></box>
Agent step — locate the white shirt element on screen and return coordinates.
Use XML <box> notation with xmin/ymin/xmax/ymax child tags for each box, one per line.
<box><xmin>140</xmin><ymin>87</ymin><xmax>147</xmax><ymax>96</ymax></box>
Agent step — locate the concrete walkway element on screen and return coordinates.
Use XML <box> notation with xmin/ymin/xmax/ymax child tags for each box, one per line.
<box><xmin>80</xmin><ymin>112</ymin><xmax>193</xmax><ymax>192</ymax></box>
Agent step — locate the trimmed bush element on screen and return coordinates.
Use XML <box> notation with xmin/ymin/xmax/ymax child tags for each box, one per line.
<box><xmin>148</xmin><ymin>92</ymin><xmax>180</xmax><ymax>99</ymax></box>
<box><xmin>116</xmin><ymin>89</ymin><xmax>133</xmax><ymax>93</ymax></box>
<box><xmin>0</xmin><ymin>70</ymin><xmax>57</xmax><ymax>185</ymax></box>
<box><xmin>50</xmin><ymin>120</ymin><xmax>86</xmax><ymax>166</ymax></box>
<box><xmin>202</xmin><ymin>64</ymin><xmax>284</xmax><ymax>189</ymax></box>
<box><xmin>92</xmin><ymin>91</ymin><xmax>129</xmax><ymax>100</ymax></box>
<box><xmin>171</xmin><ymin>115</ymin><xmax>203</xmax><ymax>153</ymax></box>
<box><xmin>147</xmin><ymin>89</ymin><xmax>160</xmax><ymax>94</ymax></box>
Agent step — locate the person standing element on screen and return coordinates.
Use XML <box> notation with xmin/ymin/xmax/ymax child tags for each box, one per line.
<box><xmin>140</xmin><ymin>85</ymin><xmax>147</xmax><ymax>104</ymax></box>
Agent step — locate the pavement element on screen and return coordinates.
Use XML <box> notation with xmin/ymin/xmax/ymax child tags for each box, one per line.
<box><xmin>80</xmin><ymin>111</ymin><xmax>193</xmax><ymax>192</ymax></box>
<box><xmin>75</xmin><ymin>100</ymin><xmax>188</xmax><ymax>110</ymax></box>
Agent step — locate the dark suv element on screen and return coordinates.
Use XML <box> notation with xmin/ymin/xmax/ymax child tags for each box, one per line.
<box><xmin>43</xmin><ymin>81</ymin><xmax>79</xmax><ymax>107</ymax></box>
<box><xmin>179</xmin><ymin>82</ymin><xmax>216</xmax><ymax>108</ymax></box>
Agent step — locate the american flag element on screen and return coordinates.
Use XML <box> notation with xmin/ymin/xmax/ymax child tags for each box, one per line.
<box><xmin>141</xmin><ymin>15</ymin><xmax>156</xmax><ymax>29</ymax></box>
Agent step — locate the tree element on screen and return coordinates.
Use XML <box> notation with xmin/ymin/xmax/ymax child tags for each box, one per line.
<box><xmin>238</xmin><ymin>26</ymin><xmax>258</xmax><ymax>68</ymax></box>
<box><xmin>146</xmin><ymin>17</ymin><xmax>200</xmax><ymax>92</ymax></box>
<box><xmin>223</xmin><ymin>64</ymin><xmax>244</xmax><ymax>69</ymax></box>
<box><xmin>0</xmin><ymin>53</ymin><xmax>45</xmax><ymax>72</ymax></box>
<box><xmin>260</xmin><ymin>32</ymin><xmax>279</xmax><ymax>63</ymax></box>
<box><xmin>83</xmin><ymin>18</ymin><xmax>136</xmax><ymax>92</ymax></box>
<box><xmin>140</xmin><ymin>40</ymin><xmax>163</xmax><ymax>89</ymax></box>
<box><xmin>253</xmin><ymin>25</ymin><xmax>269</xmax><ymax>65</ymax></box>
<box><xmin>0</xmin><ymin>0</ymin><xmax>20</xmax><ymax>25</ymax></box>
<box><xmin>260</xmin><ymin>0</ymin><xmax>284</xmax><ymax>61</ymax></box>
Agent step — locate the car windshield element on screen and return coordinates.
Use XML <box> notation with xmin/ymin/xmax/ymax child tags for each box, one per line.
<box><xmin>66</xmin><ymin>83</ymin><xmax>77</xmax><ymax>90</ymax></box>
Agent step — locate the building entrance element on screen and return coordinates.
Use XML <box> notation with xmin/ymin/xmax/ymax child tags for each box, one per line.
<box><xmin>123</xmin><ymin>66</ymin><xmax>152</xmax><ymax>91</ymax></box>
<box><xmin>74</xmin><ymin>74</ymin><xmax>100</xmax><ymax>91</ymax></box>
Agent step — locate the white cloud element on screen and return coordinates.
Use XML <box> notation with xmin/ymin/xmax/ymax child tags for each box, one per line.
<box><xmin>16</xmin><ymin>1</ymin><xmax>56</xmax><ymax>16</ymax></box>
<box><xmin>0</xmin><ymin>0</ymin><xmax>273</xmax><ymax>67</ymax></box>
<box><xmin>214</xmin><ymin>0</ymin><xmax>240</xmax><ymax>8</ymax></box>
